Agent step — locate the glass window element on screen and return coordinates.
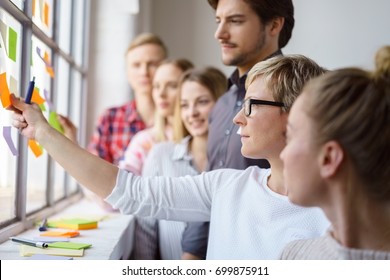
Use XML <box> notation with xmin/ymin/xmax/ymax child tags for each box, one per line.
<box><xmin>25</xmin><ymin>36</ymin><xmax>53</xmax><ymax>213</ymax></box>
<box><xmin>57</xmin><ymin>0</ymin><xmax>72</xmax><ymax>54</ymax></box>
<box><xmin>9</xmin><ymin>0</ymin><xmax>24</xmax><ymax>10</ymax></box>
<box><xmin>66</xmin><ymin>70</ymin><xmax>83</xmax><ymax>194</ymax></box>
<box><xmin>72</xmin><ymin>0</ymin><xmax>85</xmax><ymax>66</ymax></box>
<box><xmin>32</xmin><ymin>0</ymin><xmax>54</xmax><ymax>38</ymax></box>
<box><xmin>0</xmin><ymin>9</ymin><xmax>22</xmax><ymax>224</ymax></box>
<box><xmin>53</xmin><ymin>57</ymin><xmax>70</xmax><ymax>201</ymax></box>
<box><xmin>0</xmin><ymin>0</ymin><xmax>89</xmax><ymax>234</ymax></box>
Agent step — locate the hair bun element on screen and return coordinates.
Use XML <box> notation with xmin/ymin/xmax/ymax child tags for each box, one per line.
<box><xmin>374</xmin><ymin>46</ymin><xmax>390</xmax><ymax>78</ymax></box>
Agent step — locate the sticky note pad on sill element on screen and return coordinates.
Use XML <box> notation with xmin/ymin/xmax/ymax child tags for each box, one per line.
<box><xmin>40</xmin><ymin>230</ymin><xmax>80</xmax><ymax>238</ymax></box>
<box><xmin>28</xmin><ymin>254</ymin><xmax>73</xmax><ymax>260</ymax></box>
<box><xmin>48</xmin><ymin>242</ymin><xmax>92</xmax><ymax>250</ymax></box>
<box><xmin>47</xmin><ymin>218</ymin><xmax>98</xmax><ymax>230</ymax></box>
<box><xmin>19</xmin><ymin>245</ymin><xmax>84</xmax><ymax>257</ymax></box>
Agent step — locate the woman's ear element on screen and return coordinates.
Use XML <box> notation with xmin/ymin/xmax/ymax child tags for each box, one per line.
<box><xmin>318</xmin><ymin>141</ymin><xmax>344</xmax><ymax>179</ymax></box>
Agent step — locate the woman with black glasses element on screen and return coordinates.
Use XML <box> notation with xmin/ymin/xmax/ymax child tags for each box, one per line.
<box><xmin>9</xmin><ymin>55</ymin><xmax>329</xmax><ymax>260</ymax></box>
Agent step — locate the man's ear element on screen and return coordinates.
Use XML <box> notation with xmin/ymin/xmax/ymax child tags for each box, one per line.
<box><xmin>319</xmin><ymin>141</ymin><xmax>344</xmax><ymax>179</ymax></box>
<box><xmin>269</xmin><ymin>17</ymin><xmax>284</xmax><ymax>36</ymax></box>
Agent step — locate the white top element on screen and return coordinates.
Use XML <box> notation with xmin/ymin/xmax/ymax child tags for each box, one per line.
<box><xmin>106</xmin><ymin>166</ymin><xmax>330</xmax><ymax>259</ymax></box>
<box><xmin>141</xmin><ymin>137</ymin><xmax>199</xmax><ymax>259</ymax></box>
<box><xmin>281</xmin><ymin>230</ymin><xmax>390</xmax><ymax>260</ymax></box>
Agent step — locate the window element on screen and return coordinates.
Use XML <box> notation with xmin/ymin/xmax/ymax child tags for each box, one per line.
<box><xmin>0</xmin><ymin>0</ymin><xmax>89</xmax><ymax>239</ymax></box>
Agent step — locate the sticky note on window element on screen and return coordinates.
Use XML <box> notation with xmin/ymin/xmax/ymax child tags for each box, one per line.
<box><xmin>0</xmin><ymin>72</ymin><xmax>11</xmax><ymax>108</ymax></box>
<box><xmin>3</xmin><ymin>126</ymin><xmax>18</xmax><ymax>156</ymax></box>
<box><xmin>0</xmin><ymin>20</ymin><xmax>8</xmax><ymax>54</ymax></box>
<box><xmin>43</xmin><ymin>2</ymin><xmax>49</xmax><ymax>27</ymax></box>
<box><xmin>28</xmin><ymin>139</ymin><xmax>43</xmax><ymax>157</ymax></box>
<box><xmin>31</xmin><ymin>87</ymin><xmax>46</xmax><ymax>105</ymax></box>
<box><xmin>8</xmin><ymin>27</ymin><xmax>17</xmax><ymax>62</ymax></box>
<box><xmin>49</xmin><ymin>111</ymin><xmax>64</xmax><ymax>134</ymax></box>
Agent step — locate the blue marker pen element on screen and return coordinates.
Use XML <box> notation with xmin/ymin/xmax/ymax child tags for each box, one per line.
<box><xmin>39</xmin><ymin>218</ymin><xmax>47</xmax><ymax>231</ymax></box>
<box><xmin>25</xmin><ymin>77</ymin><xmax>35</xmax><ymax>104</ymax></box>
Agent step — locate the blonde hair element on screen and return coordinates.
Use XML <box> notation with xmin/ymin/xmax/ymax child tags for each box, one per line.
<box><xmin>304</xmin><ymin>45</ymin><xmax>390</xmax><ymax>200</ymax></box>
<box><xmin>153</xmin><ymin>59</ymin><xmax>194</xmax><ymax>142</ymax></box>
<box><xmin>246</xmin><ymin>55</ymin><xmax>326</xmax><ymax>112</ymax></box>
<box><xmin>173</xmin><ymin>67</ymin><xmax>227</xmax><ymax>142</ymax></box>
<box><xmin>125</xmin><ymin>33</ymin><xmax>168</xmax><ymax>58</ymax></box>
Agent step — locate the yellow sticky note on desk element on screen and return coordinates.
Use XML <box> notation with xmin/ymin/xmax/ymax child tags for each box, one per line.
<box><xmin>47</xmin><ymin>218</ymin><xmax>98</xmax><ymax>230</ymax></box>
<box><xmin>19</xmin><ymin>244</ymin><xmax>84</xmax><ymax>257</ymax></box>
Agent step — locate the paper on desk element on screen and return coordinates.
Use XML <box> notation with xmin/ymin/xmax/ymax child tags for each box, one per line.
<box><xmin>48</xmin><ymin>242</ymin><xmax>91</xmax><ymax>250</ymax></box>
<box><xmin>19</xmin><ymin>244</ymin><xmax>84</xmax><ymax>257</ymax></box>
<box><xmin>40</xmin><ymin>230</ymin><xmax>79</xmax><ymax>238</ymax></box>
<box><xmin>28</xmin><ymin>254</ymin><xmax>73</xmax><ymax>260</ymax></box>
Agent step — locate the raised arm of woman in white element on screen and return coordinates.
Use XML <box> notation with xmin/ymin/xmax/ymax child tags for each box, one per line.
<box><xmin>9</xmin><ymin>94</ymin><xmax>118</xmax><ymax>198</ymax></box>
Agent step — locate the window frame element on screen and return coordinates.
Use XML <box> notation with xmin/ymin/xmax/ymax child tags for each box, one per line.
<box><xmin>0</xmin><ymin>0</ymin><xmax>90</xmax><ymax>242</ymax></box>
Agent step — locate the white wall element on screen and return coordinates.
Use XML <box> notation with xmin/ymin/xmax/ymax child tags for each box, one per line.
<box><xmin>86</xmin><ymin>0</ymin><xmax>390</xmax><ymax>141</ymax></box>
<box><xmin>86</xmin><ymin>0</ymin><xmax>140</xmax><ymax>141</ymax></box>
<box><xmin>284</xmin><ymin>0</ymin><xmax>390</xmax><ymax>70</ymax></box>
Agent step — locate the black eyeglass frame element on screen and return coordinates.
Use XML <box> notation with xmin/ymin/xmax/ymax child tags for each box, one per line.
<box><xmin>243</xmin><ymin>98</ymin><xmax>285</xmax><ymax>116</ymax></box>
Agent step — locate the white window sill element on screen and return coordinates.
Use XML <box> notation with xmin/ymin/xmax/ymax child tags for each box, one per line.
<box><xmin>0</xmin><ymin>199</ymin><xmax>134</xmax><ymax>260</ymax></box>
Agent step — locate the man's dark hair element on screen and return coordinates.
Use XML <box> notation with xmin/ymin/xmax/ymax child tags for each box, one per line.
<box><xmin>208</xmin><ymin>0</ymin><xmax>294</xmax><ymax>49</ymax></box>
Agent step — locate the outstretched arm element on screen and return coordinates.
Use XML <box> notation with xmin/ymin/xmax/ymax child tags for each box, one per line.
<box><xmin>8</xmin><ymin>94</ymin><xmax>117</xmax><ymax>198</ymax></box>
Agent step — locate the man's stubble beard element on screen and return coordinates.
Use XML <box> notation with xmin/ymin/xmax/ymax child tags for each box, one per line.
<box><xmin>223</xmin><ymin>28</ymin><xmax>267</xmax><ymax>68</ymax></box>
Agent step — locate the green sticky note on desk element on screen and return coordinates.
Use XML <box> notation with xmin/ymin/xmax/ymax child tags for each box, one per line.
<box><xmin>48</xmin><ymin>242</ymin><xmax>92</xmax><ymax>250</ymax></box>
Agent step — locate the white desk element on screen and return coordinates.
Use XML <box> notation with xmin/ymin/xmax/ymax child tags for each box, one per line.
<box><xmin>0</xmin><ymin>200</ymin><xmax>134</xmax><ymax>260</ymax></box>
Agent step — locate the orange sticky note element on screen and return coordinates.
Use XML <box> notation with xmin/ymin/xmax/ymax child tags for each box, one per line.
<box><xmin>28</xmin><ymin>139</ymin><xmax>43</xmax><ymax>157</ymax></box>
<box><xmin>32</xmin><ymin>0</ymin><xmax>36</xmax><ymax>16</ymax></box>
<box><xmin>40</xmin><ymin>230</ymin><xmax>80</xmax><ymax>238</ymax></box>
<box><xmin>46</xmin><ymin>66</ymin><xmax>55</xmax><ymax>78</ymax></box>
<box><xmin>0</xmin><ymin>72</ymin><xmax>11</xmax><ymax>108</ymax></box>
<box><xmin>31</xmin><ymin>88</ymin><xmax>45</xmax><ymax>105</ymax></box>
<box><xmin>43</xmin><ymin>2</ymin><xmax>49</xmax><ymax>27</ymax></box>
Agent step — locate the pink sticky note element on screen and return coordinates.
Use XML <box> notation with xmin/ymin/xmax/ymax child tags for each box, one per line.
<box><xmin>3</xmin><ymin>126</ymin><xmax>18</xmax><ymax>156</ymax></box>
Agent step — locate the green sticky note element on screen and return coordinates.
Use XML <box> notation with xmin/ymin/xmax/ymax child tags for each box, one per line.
<box><xmin>8</xmin><ymin>27</ymin><xmax>17</xmax><ymax>62</ymax></box>
<box><xmin>48</xmin><ymin>242</ymin><xmax>92</xmax><ymax>250</ymax></box>
<box><xmin>49</xmin><ymin>111</ymin><xmax>64</xmax><ymax>133</ymax></box>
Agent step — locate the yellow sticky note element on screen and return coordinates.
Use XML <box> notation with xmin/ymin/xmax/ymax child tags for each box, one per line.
<box><xmin>28</xmin><ymin>139</ymin><xmax>43</xmax><ymax>157</ymax></box>
<box><xmin>19</xmin><ymin>244</ymin><xmax>84</xmax><ymax>257</ymax></box>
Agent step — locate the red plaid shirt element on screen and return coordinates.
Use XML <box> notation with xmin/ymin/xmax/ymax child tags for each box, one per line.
<box><xmin>88</xmin><ymin>100</ymin><xmax>146</xmax><ymax>165</ymax></box>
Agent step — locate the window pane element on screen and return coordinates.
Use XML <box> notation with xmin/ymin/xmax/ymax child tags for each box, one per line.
<box><xmin>9</xmin><ymin>0</ymin><xmax>24</xmax><ymax>10</ymax></box>
<box><xmin>72</xmin><ymin>0</ymin><xmax>85</xmax><ymax>66</ymax></box>
<box><xmin>0</xmin><ymin>9</ymin><xmax>22</xmax><ymax>223</ymax></box>
<box><xmin>57</xmin><ymin>0</ymin><xmax>72</xmax><ymax>54</ymax></box>
<box><xmin>32</xmin><ymin>0</ymin><xmax>54</xmax><ymax>38</ymax></box>
<box><xmin>26</xmin><ymin>35</ymin><xmax>53</xmax><ymax>213</ymax></box>
<box><xmin>53</xmin><ymin>57</ymin><xmax>70</xmax><ymax>201</ymax></box>
<box><xmin>66</xmin><ymin>69</ymin><xmax>82</xmax><ymax>194</ymax></box>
